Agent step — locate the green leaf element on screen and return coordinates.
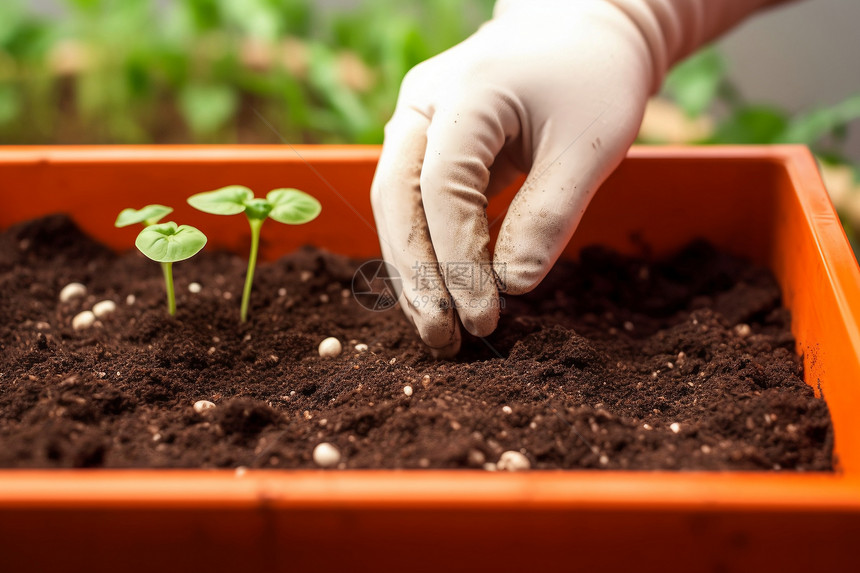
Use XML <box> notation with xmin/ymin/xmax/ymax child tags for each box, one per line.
<box><xmin>664</xmin><ymin>48</ymin><xmax>726</xmax><ymax>117</ymax></box>
<box><xmin>178</xmin><ymin>83</ymin><xmax>238</xmax><ymax>137</ymax></box>
<box><xmin>776</xmin><ymin>94</ymin><xmax>860</xmax><ymax>145</ymax></box>
<box><xmin>0</xmin><ymin>84</ymin><xmax>20</xmax><ymax>126</ymax></box>
<box><xmin>267</xmin><ymin>188</ymin><xmax>321</xmax><ymax>224</ymax></box>
<box><xmin>187</xmin><ymin>186</ymin><xmax>253</xmax><ymax>215</ymax></box>
<box><xmin>135</xmin><ymin>222</ymin><xmax>207</xmax><ymax>263</ymax></box>
<box><xmin>115</xmin><ymin>204</ymin><xmax>173</xmax><ymax>227</ymax></box>
<box><xmin>709</xmin><ymin>105</ymin><xmax>788</xmax><ymax>144</ymax></box>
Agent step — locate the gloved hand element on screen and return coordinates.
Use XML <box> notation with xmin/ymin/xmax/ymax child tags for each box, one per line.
<box><xmin>370</xmin><ymin>0</ymin><xmax>788</xmax><ymax>356</ymax></box>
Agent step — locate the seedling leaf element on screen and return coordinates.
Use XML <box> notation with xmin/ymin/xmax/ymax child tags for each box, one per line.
<box><xmin>115</xmin><ymin>204</ymin><xmax>173</xmax><ymax>227</ymax></box>
<box><xmin>135</xmin><ymin>222</ymin><xmax>207</xmax><ymax>263</ymax></box>
<box><xmin>267</xmin><ymin>188</ymin><xmax>322</xmax><ymax>224</ymax></box>
<box><xmin>187</xmin><ymin>186</ymin><xmax>254</xmax><ymax>215</ymax></box>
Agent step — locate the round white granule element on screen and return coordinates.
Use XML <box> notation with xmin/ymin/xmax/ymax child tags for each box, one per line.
<box><xmin>502</xmin><ymin>405</ymin><xmax>513</xmax><ymax>414</ymax></box>
<box><xmin>735</xmin><ymin>323</ymin><xmax>752</xmax><ymax>337</ymax></box>
<box><xmin>497</xmin><ymin>450</ymin><xmax>531</xmax><ymax>471</ymax></box>
<box><xmin>278</xmin><ymin>288</ymin><xmax>287</xmax><ymax>297</ymax></box>
<box><xmin>313</xmin><ymin>442</ymin><xmax>341</xmax><ymax>468</ymax></box>
<box><xmin>125</xmin><ymin>294</ymin><xmax>136</xmax><ymax>305</ymax></box>
<box><xmin>72</xmin><ymin>310</ymin><xmax>96</xmax><ymax>330</ymax></box>
<box><xmin>60</xmin><ymin>282</ymin><xmax>87</xmax><ymax>302</ymax></box>
<box><xmin>193</xmin><ymin>400</ymin><xmax>216</xmax><ymax>414</ymax></box>
<box><xmin>670</xmin><ymin>422</ymin><xmax>681</xmax><ymax>434</ymax></box>
<box><xmin>354</xmin><ymin>343</ymin><xmax>368</xmax><ymax>352</ymax></box>
<box><xmin>92</xmin><ymin>300</ymin><xmax>117</xmax><ymax>318</ymax></box>
<box><xmin>188</xmin><ymin>282</ymin><xmax>202</xmax><ymax>294</ymax></box>
<box><xmin>403</xmin><ymin>385</ymin><xmax>413</xmax><ymax>397</ymax></box>
<box><xmin>318</xmin><ymin>337</ymin><xmax>342</xmax><ymax>358</ymax></box>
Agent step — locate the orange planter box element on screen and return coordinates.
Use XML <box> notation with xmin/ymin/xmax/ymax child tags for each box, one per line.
<box><xmin>1</xmin><ymin>145</ymin><xmax>859</xmax><ymax>572</ymax></box>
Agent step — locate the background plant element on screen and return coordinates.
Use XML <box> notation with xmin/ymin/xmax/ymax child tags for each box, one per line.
<box><xmin>0</xmin><ymin>0</ymin><xmax>493</xmax><ymax>144</ymax></box>
<box><xmin>639</xmin><ymin>47</ymin><xmax>860</xmax><ymax>257</ymax></box>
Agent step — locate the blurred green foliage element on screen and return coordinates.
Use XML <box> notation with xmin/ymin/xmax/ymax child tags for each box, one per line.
<box><xmin>662</xmin><ymin>47</ymin><xmax>860</xmax><ymax>161</ymax></box>
<box><xmin>0</xmin><ymin>0</ymin><xmax>493</xmax><ymax>144</ymax></box>
<box><xmin>657</xmin><ymin>47</ymin><xmax>860</xmax><ymax>255</ymax></box>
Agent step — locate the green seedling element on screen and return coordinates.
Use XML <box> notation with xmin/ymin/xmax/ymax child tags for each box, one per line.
<box><xmin>187</xmin><ymin>185</ymin><xmax>321</xmax><ymax>322</ymax></box>
<box><xmin>115</xmin><ymin>205</ymin><xmax>206</xmax><ymax>316</ymax></box>
<box><xmin>134</xmin><ymin>222</ymin><xmax>207</xmax><ymax>316</ymax></box>
<box><xmin>115</xmin><ymin>204</ymin><xmax>174</xmax><ymax>228</ymax></box>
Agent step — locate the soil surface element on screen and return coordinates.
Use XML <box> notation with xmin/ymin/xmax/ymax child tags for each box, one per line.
<box><xmin>0</xmin><ymin>215</ymin><xmax>833</xmax><ymax>470</ymax></box>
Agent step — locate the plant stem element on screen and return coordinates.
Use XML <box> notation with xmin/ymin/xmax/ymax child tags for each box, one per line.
<box><xmin>162</xmin><ymin>262</ymin><xmax>176</xmax><ymax>316</ymax></box>
<box><xmin>241</xmin><ymin>218</ymin><xmax>263</xmax><ymax>322</ymax></box>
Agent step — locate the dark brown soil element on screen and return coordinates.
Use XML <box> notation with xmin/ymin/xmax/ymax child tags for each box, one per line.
<box><xmin>0</xmin><ymin>215</ymin><xmax>833</xmax><ymax>470</ymax></box>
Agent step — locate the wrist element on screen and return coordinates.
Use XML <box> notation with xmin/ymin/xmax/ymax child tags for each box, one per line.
<box><xmin>605</xmin><ymin>0</ymin><xmax>791</xmax><ymax>91</ymax></box>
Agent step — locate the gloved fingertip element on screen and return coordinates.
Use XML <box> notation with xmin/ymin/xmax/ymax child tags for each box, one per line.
<box><xmin>461</xmin><ymin>309</ymin><xmax>500</xmax><ymax>338</ymax></box>
<box><xmin>496</xmin><ymin>260</ymin><xmax>544</xmax><ymax>295</ymax></box>
<box><xmin>429</xmin><ymin>339</ymin><xmax>461</xmax><ymax>360</ymax></box>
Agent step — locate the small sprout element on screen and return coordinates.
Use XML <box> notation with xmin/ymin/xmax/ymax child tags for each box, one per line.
<box><xmin>92</xmin><ymin>300</ymin><xmax>116</xmax><ymax>318</ymax></box>
<box><xmin>497</xmin><ymin>451</ymin><xmax>531</xmax><ymax>471</ymax></box>
<box><xmin>59</xmin><ymin>282</ymin><xmax>87</xmax><ymax>302</ymax></box>
<box><xmin>188</xmin><ymin>186</ymin><xmax>321</xmax><ymax>322</ymax></box>
<box><xmin>135</xmin><ymin>222</ymin><xmax>207</xmax><ymax>315</ymax></box>
<box><xmin>115</xmin><ymin>204</ymin><xmax>173</xmax><ymax>228</ymax></box>
<box><xmin>318</xmin><ymin>337</ymin><xmax>342</xmax><ymax>358</ymax></box>
<box><xmin>72</xmin><ymin>310</ymin><xmax>96</xmax><ymax>330</ymax></box>
<box><xmin>313</xmin><ymin>442</ymin><xmax>341</xmax><ymax>467</ymax></box>
<box><xmin>116</xmin><ymin>205</ymin><xmax>204</xmax><ymax>316</ymax></box>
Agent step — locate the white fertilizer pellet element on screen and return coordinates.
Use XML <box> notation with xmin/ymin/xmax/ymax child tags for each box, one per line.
<box><xmin>72</xmin><ymin>311</ymin><xmax>96</xmax><ymax>330</ymax></box>
<box><xmin>60</xmin><ymin>282</ymin><xmax>87</xmax><ymax>302</ymax></box>
<box><xmin>497</xmin><ymin>450</ymin><xmax>531</xmax><ymax>471</ymax></box>
<box><xmin>193</xmin><ymin>400</ymin><xmax>216</xmax><ymax>414</ymax></box>
<box><xmin>318</xmin><ymin>337</ymin><xmax>342</xmax><ymax>358</ymax></box>
<box><xmin>313</xmin><ymin>442</ymin><xmax>341</xmax><ymax>467</ymax></box>
<box><xmin>92</xmin><ymin>300</ymin><xmax>116</xmax><ymax>318</ymax></box>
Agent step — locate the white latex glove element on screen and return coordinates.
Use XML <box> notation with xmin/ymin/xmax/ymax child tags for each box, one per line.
<box><xmin>370</xmin><ymin>0</ymin><xmax>788</xmax><ymax>356</ymax></box>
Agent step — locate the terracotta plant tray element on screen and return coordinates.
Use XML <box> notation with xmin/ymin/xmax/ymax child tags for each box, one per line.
<box><xmin>1</xmin><ymin>145</ymin><xmax>858</xmax><ymax>572</ymax></box>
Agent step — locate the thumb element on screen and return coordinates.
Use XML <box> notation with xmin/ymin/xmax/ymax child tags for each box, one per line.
<box><xmin>493</xmin><ymin>118</ymin><xmax>630</xmax><ymax>295</ymax></box>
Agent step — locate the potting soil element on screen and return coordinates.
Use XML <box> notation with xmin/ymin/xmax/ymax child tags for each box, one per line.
<box><xmin>0</xmin><ymin>215</ymin><xmax>833</xmax><ymax>470</ymax></box>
